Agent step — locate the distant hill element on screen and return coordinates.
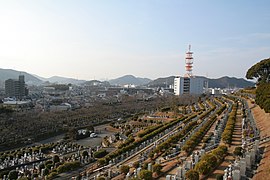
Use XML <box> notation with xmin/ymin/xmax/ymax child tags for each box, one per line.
<box><xmin>147</xmin><ymin>76</ymin><xmax>175</xmax><ymax>88</ymax></box>
<box><xmin>0</xmin><ymin>68</ymin><xmax>42</xmax><ymax>87</ymax></box>
<box><xmin>147</xmin><ymin>76</ymin><xmax>255</xmax><ymax>88</ymax></box>
<box><xmin>109</xmin><ymin>75</ymin><xmax>152</xmax><ymax>86</ymax></box>
<box><xmin>82</xmin><ymin>80</ymin><xmax>110</xmax><ymax>86</ymax></box>
<box><xmin>43</xmin><ymin>76</ymin><xmax>86</xmax><ymax>85</ymax></box>
<box><xmin>208</xmin><ymin>76</ymin><xmax>255</xmax><ymax>88</ymax></box>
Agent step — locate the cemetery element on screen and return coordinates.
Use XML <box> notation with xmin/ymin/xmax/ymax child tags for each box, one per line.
<box><xmin>0</xmin><ymin>95</ymin><xmax>267</xmax><ymax>180</ymax></box>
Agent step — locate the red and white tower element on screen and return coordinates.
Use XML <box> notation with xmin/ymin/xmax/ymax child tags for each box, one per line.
<box><xmin>185</xmin><ymin>45</ymin><xmax>193</xmax><ymax>77</ymax></box>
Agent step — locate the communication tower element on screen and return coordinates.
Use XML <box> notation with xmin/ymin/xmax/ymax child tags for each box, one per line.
<box><xmin>185</xmin><ymin>45</ymin><xmax>193</xmax><ymax>77</ymax></box>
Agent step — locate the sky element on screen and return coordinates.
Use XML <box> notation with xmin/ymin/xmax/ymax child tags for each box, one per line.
<box><xmin>0</xmin><ymin>0</ymin><xmax>270</xmax><ymax>80</ymax></box>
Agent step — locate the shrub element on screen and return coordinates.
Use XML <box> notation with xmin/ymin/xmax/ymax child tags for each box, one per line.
<box><xmin>120</xmin><ymin>165</ymin><xmax>130</xmax><ymax>174</ymax></box>
<box><xmin>233</xmin><ymin>147</ymin><xmax>242</xmax><ymax>156</ymax></box>
<box><xmin>94</xmin><ymin>149</ymin><xmax>108</xmax><ymax>158</ymax></box>
<box><xmin>139</xmin><ymin>170</ymin><xmax>153</xmax><ymax>180</ymax></box>
<box><xmin>185</xmin><ymin>169</ymin><xmax>199</xmax><ymax>180</ymax></box>
<box><xmin>153</xmin><ymin>164</ymin><xmax>162</xmax><ymax>175</ymax></box>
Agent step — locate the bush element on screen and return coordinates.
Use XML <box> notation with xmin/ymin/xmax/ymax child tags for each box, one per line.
<box><xmin>153</xmin><ymin>164</ymin><xmax>162</xmax><ymax>175</ymax></box>
<box><xmin>233</xmin><ymin>147</ymin><xmax>242</xmax><ymax>156</ymax></box>
<box><xmin>94</xmin><ymin>149</ymin><xmax>108</xmax><ymax>158</ymax></box>
<box><xmin>57</xmin><ymin>161</ymin><xmax>81</xmax><ymax>173</ymax></box>
<box><xmin>120</xmin><ymin>165</ymin><xmax>130</xmax><ymax>174</ymax></box>
<box><xmin>133</xmin><ymin>161</ymin><xmax>140</xmax><ymax>169</ymax></box>
<box><xmin>98</xmin><ymin>158</ymin><xmax>106</xmax><ymax>167</ymax></box>
<box><xmin>47</xmin><ymin>172</ymin><xmax>58</xmax><ymax>180</ymax></box>
<box><xmin>53</xmin><ymin>155</ymin><xmax>60</xmax><ymax>164</ymax></box>
<box><xmin>185</xmin><ymin>169</ymin><xmax>199</xmax><ymax>180</ymax></box>
<box><xmin>8</xmin><ymin>170</ymin><xmax>18</xmax><ymax>180</ymax></box>
<box><xmin>216</xmin><ymin>174</ymin><xmax>223</xmax><ymax>180</ymax></box>
<box><xmin>139</xmin><ymin>170</ymin><xmax>153</xmax><ymax>180</ymax></box>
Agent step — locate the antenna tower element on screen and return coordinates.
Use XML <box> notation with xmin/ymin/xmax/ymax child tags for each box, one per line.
<box><xmin>185</xmin><ymin>45</ymin><xmax>193</xmax><ymax>77</ymax></box>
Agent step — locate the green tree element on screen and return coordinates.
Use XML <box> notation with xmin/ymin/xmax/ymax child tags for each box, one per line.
<box><xmin>53</xmin><ymin>155</ymin><xmax>60</xmax><ymax>164</ymax></box>
<box><xmin>195</xmin><ymin>160</ymin><xmax>211</xmax><ymax>175</ymax></box>
<box><xmin>246</xmin><ymin>58</ymin><xmax>270</xmax><ymax>83</ymax></box>
<box><xmin>82</xmin><ymin>150</ymin><xmax>89</xmax><ymax>158</ymax></box>
<box><xmin>133</xmin><ymin>161</ymin><xmax>140</xmax><ymax>169</ymax></box>
<box><xmin>120</xmin><ymin>165</ymin><xmax>130</xmax><ymax>174</ymax></box>
<box><xmin>94</xmin><ymin>149</ymin><xmax>108</xmax><ymax>158</ymax></box>
<box><xmin>139</xmin><ymin>170</ymin><xmax>153</xmax><ymax>180</ymax></box>
<box><xmin>233</xmin><ymin>147</ymin><xmax>242</xmax><ymax>156</ymax></box>
<box><xmin>185</xmin><ymin>169</ymin><xmax>199</xmax><ymax>180</ymax></box>
<box><xmin>8</xmin><ymin>170</ymin><xmax>18</xmax><ymax>180</ymax></box>
<box><xmin>153</xmin><ymin>164</ymin><xmax>162</xmax><ymax>175</ymax></box>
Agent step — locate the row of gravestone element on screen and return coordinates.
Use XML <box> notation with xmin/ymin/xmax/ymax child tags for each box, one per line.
<box><xmin>223</xmin><ymin>140</ymin><xmax>260</xmax><ymax>180</ymax></box>
<box><xmin>0</xmin><ymin>151</ymin><xmax>45</xmax><ymax>170</ymax></box>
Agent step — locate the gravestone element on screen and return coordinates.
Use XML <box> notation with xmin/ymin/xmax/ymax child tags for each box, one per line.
<box><xmin>148</xmin><ymin>163</ymin><xmax>152</xmax><ymax>171</ymax></box>
<box><xmin>245</xmin><ymin>154</ymin><xmax>251</xmax><ymax>169</ymax></box>
<box><xmin>240</xmin><ymin>158</ymin><xmax>246</xmax><ymax>177</ymax></box>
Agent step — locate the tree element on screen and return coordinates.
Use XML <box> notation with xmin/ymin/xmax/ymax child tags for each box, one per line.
<box><xmin>53</xmin><ymin>155</ymin><xmax>60</xmax><ymax>164</ymax></box>
<box><xmin>233</xmin><ymin>147</ymin><xmax>242</xmax><ymax>156</ymax></box>
<box><xmin>8</xmin><ymin>170</ymin><xmax>18</xmax><ymax>180</ymax></box>
<box><xmin>185</xmin><ymin>169</ymin><xmax>199</xmax><ymax>180</ymax></box>
<box><xmin>153</xmin><ymin>164</ymin><xmax>162</xmax><ymax>175</ymax></box>
<box><xmin>120</xmin><ymin>165</ymin><xmax>130</xmax><ymax>174</ymax></box>
<box><xmin>98</xmin><ymin>158</ymin><xmax>106</xmax><ymax>167</ymax></box>
<box><xmin>195</xmin><ymin>160</ymin><xmax>211</xmax><ymax>175</ymax></box>
<box><xmin>139</xmin><ymin>170</ymin><xmax>153</xmax><ymax>180</ymax></box>
<box><xmin>94</xmin><ymin>149</ymin><xmax>108</xmax><ymax>158</ymax></box>
<box><xmin>133</xmin><ymin>161</ymin><xmax>140</xmax><ymax>169</ymax></box>
<box><xmin>246</xmin><ymin>58</ymin><xmax>270</xmax><ymax>83</ymax></box>
<box><xmin>82</xmin><ymin>150</ymin><xmax>89</xmax><ymax>158</ymax></box>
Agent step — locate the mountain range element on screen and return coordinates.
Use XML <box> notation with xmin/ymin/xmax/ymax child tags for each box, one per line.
<box><xmin>109</xmin><ymin>75</ymin><xmax>152</xmax><ymax>86</ymax></box>
<box><xmin>0</xmin><ymin>68</ymin><xmax>255</xmax><ymax>89</ymax></box>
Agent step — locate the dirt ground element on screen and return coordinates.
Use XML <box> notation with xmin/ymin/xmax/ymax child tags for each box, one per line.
<box><xmin>248</xmin><ymin>99</ymin><xmax>270</xmax><ymax>180</ymax></box>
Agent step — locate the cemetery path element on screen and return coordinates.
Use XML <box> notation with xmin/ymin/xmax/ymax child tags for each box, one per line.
<box><xmin>207</xmin><ymin>102</ymin><xmax>243</xmax><ymax>180</ymax></box>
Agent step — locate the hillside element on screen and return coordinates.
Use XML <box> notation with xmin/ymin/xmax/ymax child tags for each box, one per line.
<box><xmin>147</xmin><ymin>76</ymin><xmax>175</xmax><ymax>88</ymax></box>
<box><xmin>147</xmin><ymin>76</ymin><xmax>255</xmax><ymax>88</ymax></box>
<box><xmin>0</xmin><ymin>68</ymin><xmax>42</xmax><ymax>87</ymax></box>
<box><xmin>109</xmin><ymin>75</ymin><xmax>152</xmax><ymax>86</ymax></box>
<box><xmin>208</xmin><ymin>76</ymin><xmax>255</xmax><ymax>88</ymax></box>
<box><xmin>43</xmin><ymin>76</ymin><xmax>86</xmax><ymax>85</ymax></box>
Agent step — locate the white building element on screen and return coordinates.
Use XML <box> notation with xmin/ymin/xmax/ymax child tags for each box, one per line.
<box><xmin>174</xmin><ymin>76</ymin><xmax>208</xmax><ymax>95</ymax></box>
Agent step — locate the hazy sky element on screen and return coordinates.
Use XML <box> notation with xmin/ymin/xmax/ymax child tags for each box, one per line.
<box><xmin>0</xmin><ymin>0</ymin><xmax>270</xmax><ymax>80</ymax></box>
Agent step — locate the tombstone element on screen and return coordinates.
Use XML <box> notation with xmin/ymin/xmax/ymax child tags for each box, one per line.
<box><xmin>194</xmin><ymin>154</ymin><xmax>199</xmax><ymax>164</ymax></box>
<box><xmin>126</xmin><ymin>172</ymin><xmax>130</xmax><ymax>179</ymax></box>
<box><xmin>148</xmin><ymin>163</ymin><xmax>152</xmax><ymax>171</ymax></box>
<box><xmin>255</xmin><ymin>140</ymin><xmax>259</xmax><ymax>153</ymax></box>
<box><xmin>166</xmin><ymin>175</ymin><xmax>171</xmax><ymax>180</ymax></box>
<box><xmin>176</xmin><ymin>167</ymin><xmax>183</xmax><ymax>178</ymax></box>
<box><xmin>41</xmin><ymin>169</ymin><xmax>45</xmax><ymax>177</ymax></box>
<box><xmin>200</xmin><ymin>149</ymin><xmax>205</xmax><ymax>156</ymax></box>
<box><xmin>245</xmin><ymin>154</ymin><xmax>251</xmax><ymax>169</ymax></box>
<box><xmin>185</xmin><ymin>160</ymin><xmax>192</xmax><ymax>170</ymax></box>
<box><xmin>233</xmin><ymin>169</ymin><xmax>240</xmax><ymax>180</ymax></box>
<box><xmin>240</xmin><ymin>158</ymin><xmax>246</xmax><ymax>177</ymax></box>
<box><xmin>250</xmin><ymin>149</ymin><xmax>256</xmax><ymax>166</ymax></box>
<box><xmin>137</xmin><ymin>167</ymin><xmax>141</xmax><ymax>175</ymax></box>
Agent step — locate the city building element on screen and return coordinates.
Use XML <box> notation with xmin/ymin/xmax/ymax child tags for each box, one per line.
<box><xmin>5</xmin><ymin>75</ymin><xmax>28</xmax><ymax>99</ymax></box>
<box><xmin>174</xmin><ymin>45</ymin><xmax>208</xmax><ymax>95</ymax></box>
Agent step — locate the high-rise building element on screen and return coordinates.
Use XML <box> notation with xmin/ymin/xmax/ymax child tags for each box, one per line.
<box><xmin>5</xmin><ymin>75</ymin><xmax>28</xmax><ymax>99</ymax></box>
<box><xmin>174</xmin><ymin>45</ymin><xmax>208</xmax><ymax>95</ymax></box>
